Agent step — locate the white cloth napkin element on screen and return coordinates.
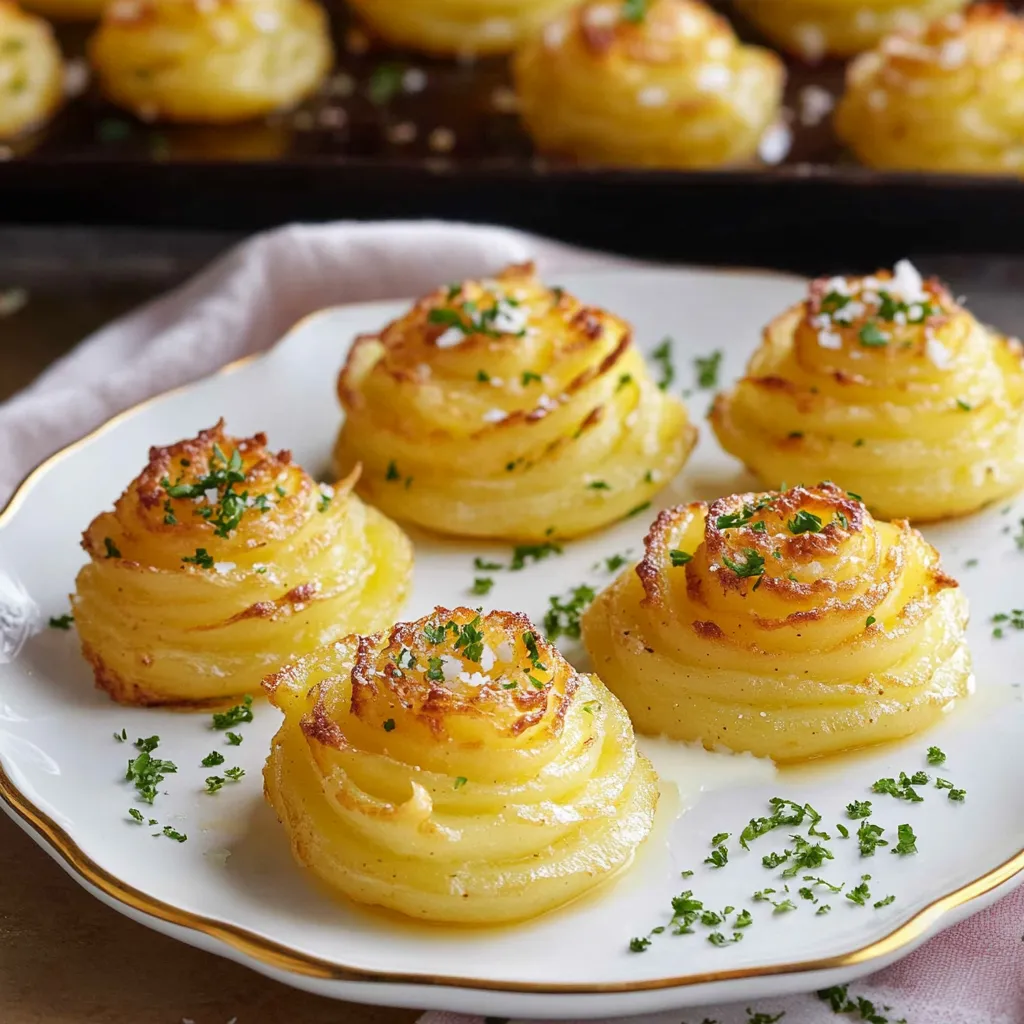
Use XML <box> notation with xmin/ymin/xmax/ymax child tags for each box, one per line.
<box><xmin>1</xmin><ymin>221</ymin><xmax>1020</xmax><ymax>1023</ymax></box>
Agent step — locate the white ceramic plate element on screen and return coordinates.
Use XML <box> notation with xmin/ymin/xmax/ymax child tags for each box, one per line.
<box><xmin>1</xmin><ymin>268</ymin><xmax>1022</xmax><ymax>1020</ymax></box>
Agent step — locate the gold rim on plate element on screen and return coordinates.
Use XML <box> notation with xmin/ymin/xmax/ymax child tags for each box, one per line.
<box><xmin>1</xmin><ymin>280</ymin><xmax>1022</xmax><ymax>995</ymax></box>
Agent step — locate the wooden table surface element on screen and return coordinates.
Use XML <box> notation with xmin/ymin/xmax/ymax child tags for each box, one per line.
<box><xmin>3</xmin><ymin>230</ymin><xmax>1024</xmax><ymax>1022</ymax></box>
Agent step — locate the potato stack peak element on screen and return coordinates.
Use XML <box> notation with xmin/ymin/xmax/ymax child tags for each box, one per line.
<box><xmin>711</xmin><ymin>260</ymin><xmax>1024</xmax><ymax>520</ymax></box>
<box><xmin>73</xmin><ymin>420</ymin><xmax>412</xmax><ymax>705</ymax></box>
<box><xmin>583</xmin><ymin>483</ymin><xmax>972</xmax><ymax>761</ymax></box>
<box><xmin>334</xmin><ymin>262</ymin><xmax>696</xmax><ymax>540</ymax></box>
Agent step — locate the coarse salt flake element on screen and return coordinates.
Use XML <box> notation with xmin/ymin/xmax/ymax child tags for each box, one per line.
<box><xmin>435</xmin><ymin>327</ymin><xmax>465</xmax><ymax>349</ymax></box>
<box><xmin>926</xmin><ymin>336</ymin><xmax>953</xmax><ymax>368</ymax></box>
<box><xmin>483</xmin><ymin>408</ymin><xmax>507</xmax><ymax>423</ymax></box>
<box><xmin>798</xmin><ymin>84</ymin><xmax>833</xmax><ymax>127</ymax></box>
<box><xmin>758</xmin><ymin>122</ymin><xmax>792</xmax><ymax>165</ymax></box>
<box><xmin>213</xmin><ymin>562</ymin><xmax>236</xmax><ymax>575</ymax></box>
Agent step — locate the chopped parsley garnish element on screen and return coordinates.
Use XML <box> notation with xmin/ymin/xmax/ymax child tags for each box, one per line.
<box><xmin>224</xmin><ymin>766</ymin><xmax>245</xmax><ymax>781</ymax></box>
<box><xmin>128</xmin><ymin>807</ymin><xmax>144</xmax><ymax>823</ymax></box>
<box><xmin>626</xmin><ymin>501</ymin><xmax>652</xmax><ymax>519</ymax></box>
<box><xmin>816</xmin><ymin>905</ymin><xmax>832</xmax><ymax>915</ymax></box>
<box><xmin>710</xmin><ymin>832</ymin><xmax>730</xmax><ymax>847</ymax></box>
<box><xmin>956</xmin><ymin>398</ymin><xmax>973</xmax><ymax>411</ymax></box>
<box><xmin>781</xmin><ymin>836</ymin><xmax>833</xmax><ymax>877</ymax></box>
<box><xmin>450</xmin><ymin>615</ymin><xmax>485</xmax><ymax>661</ymax></box>
<box><xmin>383</xmin><ymin>719</ymin><xmax>396</xmax><ymax>732</ymax></box>
<box><xmin>787</xmin><ymin>510</ymin><xmax>823</xmax><ymax>534</ymax></box>
<box><xmin>857</xmin><ymin>821</ymin><xmax>888</xmax><ymax>857</ymax></box>
<box><xmin>722</xmin><ymin>549</ymin><xmax>765</xmax><ymax>579</ymax></box>
<box><xmin>762</xmin><ymin>850</ymin><xmax>790</xmax><ymax>869</ymax></box>
<box><xmin>523</xmin><ymin>630</ymin><xmax>546</xmax><ymax>671</ymax></box>
<box><xmin>163</xmin><ymin>499</ymin><xmax>177</xmax><ymax>525</ymax></box>
<box><xmin>708</xmin><ymin>931</ymin><xmax>742</xmax><ymax>946</ymax></box>
<box><xmin>206</xmin><ymin>776</ymin><xmax>225</xmax><ymax>793</ymax></box>
<box><xmin>476</xmin><ymin>369</ymin><xmax>490</xmax><ymax>382</ymax></box>
<box><xmin>427</xmin><ymin>298</ymin><xmax>527</xmax><ymax>339</ymax></box>
<box><xmin>543</xmin><ymin>584</ymin><xmax>596</xmax><ymax>641</ymax></box>
<box><xmin>872</xmin><ymin>774</ymin><xmax>924</xmax><ymax>802</ymax></box>
<box><xmin>890</xmin><ymin>823</ymin><xmax>917</xmax><ymax>856</ymax></box>
<box><xmin>126</xmin><ymin>742</ymin><xmax>177</xmax><ymax>805</ymax></box>
<box><xmin>836</xmin><ymin>823</ymin><xmax>850</xmax><ymax>838</ymax></box>
<box><xmin>425</xmin><ymin>655</ymin><xmax>444</xmax><ymax>681</ymax></box>
<box><xmin>226</xmin><ymin>732</ymin><xmax>243</xmax><ymax>746</ymax></box>
<box><xmin>474</xmin><ymin>556</ymin><xmax>503</xmax><ymax>571</ymax></box>
<box><xmin>49</xmin><ymin>614</ymin><xmax>74</xmax><ymax>630</ymax></box>
<box><xmin>621</xmin><ymin>0</ymin><xmax>648</xmax><ymax>21</ymax></box>
<box><xmin>161</xmin><ymin>825</ymin><xmax>187</xmax><ymax>843</ymax></box>
<box><xmin>211</xmin><ymin>694</ymin><xmax>253</xmax><ymax>730</ymax></box>
<box><xmin>874</xmin><ymin>894</ymin><xmax>895</xmax><ymax>909</ymax></box>
<box><xmin>182</xmin><ymin>548</ymin><xmax>214</xmax><ymax>569</ymax></box>
<box><xmin>386</xmin><ymin>461</ymin><xmax>401</xmax><ymax>482</ymax></box>
<box><xmin>616</xmin><ymin>373</ymin><xmax>633</xmax><ymax>391</ymax></box>
<box><xmin>845</xmin><ymin>876</ymin><xmax>872</xmax><ymax>906</ymax></box>
<box><xmin>858</xmin><ymin>323</ymin><xmax>890</xmax><ymax>347</ymax></box>
<box><xmin>846</xmin><ymin>800</ymin><xmax>872</xmax><ymax>819</ymax></box>
<box><xmin>717</xmin><ymin>508</ymin><xmax>754</xmax><ymax>530</ymax></box>
<box><xmin>582</xmin><ymin>700</ymin><xmax>601</xmax><ymax>715</ymax></box>
<box><xmin>992</xmin><ymin>609</ymin><xmax>1024</xmax><ymax>637</ymax></box>
<box><xmin>651</xmin><ymin>337</ymin><xmax>675</xmax><ymax>390</ymax></box>
<box><xmin>949</xmin><ymin>788</ymin><xmax>966</xmax><ymax>802</ymax></box>
<box><xmin>317</xmin><ymin>490</ymin><xmax>332</xmax><ymax>513</ymax></box>
<box><xmin>704</xmin><ymin>847</ymin><xmax>728</xmax><ymax>869</ymax></box>
<box><xmin>587</xmin><ymin>480</ymin><xmax>611</xmax><ymax>491</ymax></box>
<box><xmin>926</xmin><ymin>746</ymin><xmax>946</xmax><ymax>765</ymax></box>
<box><xmin>694</xmin><ymin>350</ymin><xmax>723</xmax><ymax>390</ymax></box>
<box><xmin>865</xmin><ymin>615</ymin><xmax>876</xmax><ymax>628</ymax></box>
<box><xmin>669</xmin><ymin>549</ymin><xmax>692</xmax><ymax>567</ymax></box>
<box><xmin>628</xmin><ymin>936</ymin><xmax>651</xmax><ymax>952</ymax></box>
<box><xmin>471</xmin><ymin>576</ymin><xmax>494</xmax><ymax>596</ymax></box>
<box><xmin>135</xmin><ymin>735</ymin><xmax>160</xmax><ymax>753</ymax></box>
<box><xmin>739</xmin><ymin>797</ymin><xmax>809</xmax><ymax>849</ymax></box>
<box><xmin>114</xmin><ymin>729</ymin><xmax>127</xmax><ymax>742</ymax></box>
<box><xmin>453</xmin><ymin>776</ymin><xmax>468</xmax><ymax>790</ymax></box>
<box><xmin>201</xmin><ymin>751</ymin><xmax>225</xmax><ymax>767</ymax></box>
<box><xmin>103</xmin><ymin>537</ymin><xmax>121</xmax><ymax>558</ymax></box>
<box><xmin>510</xmin><ymin>541</ymin><xmax>562</xmax><ymax>570</ymax></box>
<box><xmin>604</xmin><ymin>552</ymin><xmax>629</xmax><ymax>572</ymax></box>
<box><xmin>367</xmin><ymin>62</ymin><xmax>403</xmax><ymax>105</ymax></box>
<box><xmin>521</xmin><ymin>370</ymin><xmax>542</xmax><ymax>386</ymax></box>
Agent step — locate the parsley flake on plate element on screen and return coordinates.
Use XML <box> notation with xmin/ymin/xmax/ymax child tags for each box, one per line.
<box><xmin>211</xmin><ymin>694</ymin><xmax>253</xmax><ymax>730</ymax></box>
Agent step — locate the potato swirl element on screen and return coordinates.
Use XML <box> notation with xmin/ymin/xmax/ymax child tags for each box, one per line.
<box><xmin>835</xmin><ymin>5</ymin><xmax>1024</xmax><ymax>174</ymax></box>
<box><xmin>582</xmin><ymin>483</ymin><xmax>972</xmax><ymax>762</ymax></box>
<box><xmin>346</xmin><ymin>0</ymin><xmax>579</xmax><ymax>56</ymax></box>
<box><xmin>734</xmin><ymin>0</ymin><xmax>968</xmax><ymax>60</ymax></box>
<box><xmin>263</xmin><ymin>606</ymin><xmax>658</xmax><ymax>923</ymax></box>
<box><xmin>513</xmin><ymin>0</ymin><xmax>785</xmax><ymax>169</ymax></box>
<box><xmin>710</xmin><ymin>261</ymin><xmax>1024</xmax><ymax>521</ymax></box>
<box><xmin>73</xmin><ymin>421</ymin><xmax>412</xmax><ymax>706</ymax></box>
<box><xmin>88</xmin><ymin>0</ymin><xmax>333</xmax><ymax>124</ymax></box>
<box><xmin>0</xmin><ymin>1</ymin><xmax>62</xmax><ymax>140</ymax></box>
<box><xmin>334</xmin><ymin>263</ymin><xmax>696</xmax><ymax>541</ymax></box>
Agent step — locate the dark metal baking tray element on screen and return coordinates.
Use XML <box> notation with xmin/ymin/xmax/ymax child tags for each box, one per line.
<box><xmin>1</xmin><ymin>4</ymin><xmax>1022</xmax><ymax>268</ymax></box>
